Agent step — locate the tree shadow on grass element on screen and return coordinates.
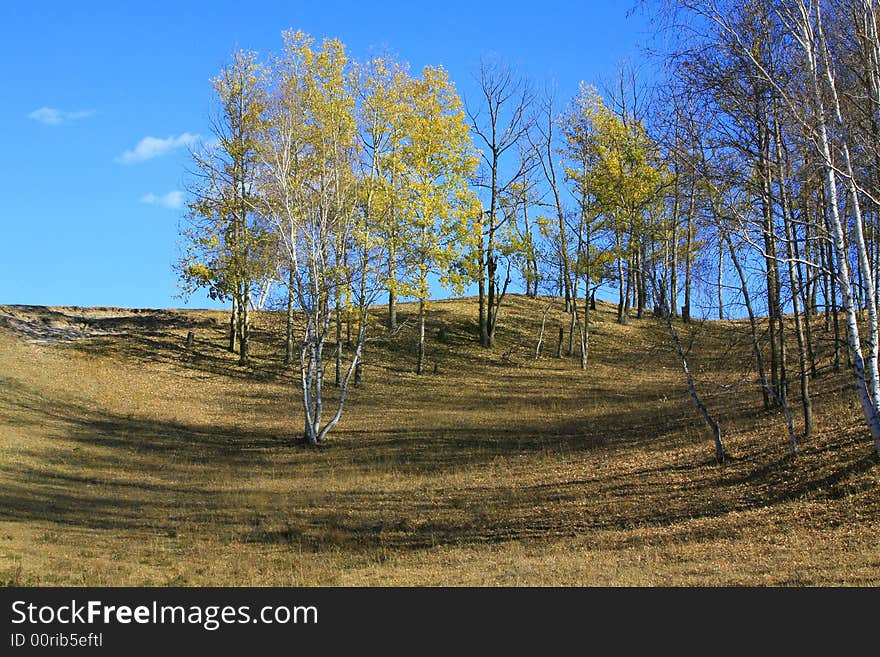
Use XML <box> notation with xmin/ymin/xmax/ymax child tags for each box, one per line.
<box><xmin>2</xmin><ymin>352</ymin><xmax>877</xmax><ymax>556</ymax></box>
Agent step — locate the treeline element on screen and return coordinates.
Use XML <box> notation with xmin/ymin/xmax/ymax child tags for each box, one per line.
<box><xmin>178</xmin><ymin>2</ymin><xmax>880</xmax><ymax>458</ymax></box>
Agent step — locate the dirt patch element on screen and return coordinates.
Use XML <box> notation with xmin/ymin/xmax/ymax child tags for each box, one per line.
<box><xmin>0</xmin><ymin>305</ymin><xmax>204</xmax><ymax>344</ymax></box>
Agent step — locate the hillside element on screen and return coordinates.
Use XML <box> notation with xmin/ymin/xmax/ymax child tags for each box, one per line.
<box><xmin>0</xmin><ymin>296</ymin><xmax>877</xmax><ymax>586</ymax></box>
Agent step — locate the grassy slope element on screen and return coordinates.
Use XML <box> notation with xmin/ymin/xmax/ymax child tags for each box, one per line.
<box><xmin>0</xmin><ymin>296</ymin><xmax>877</xmax><ymax>586</ymax></box>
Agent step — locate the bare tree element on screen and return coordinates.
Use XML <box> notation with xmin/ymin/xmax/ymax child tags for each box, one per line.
<box><xmin>466</xmin><ymin>56</ymin><xmax>535</xmax><ymax>348</ymax></box>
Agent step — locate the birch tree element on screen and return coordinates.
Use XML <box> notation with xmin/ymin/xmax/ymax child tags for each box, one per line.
<box><xmin>397</xmin><ymin>66</ymin><xmax>481</xmax><ymax>374</ymax></box>
<box><xmin>562</xmin><ymin>83</ymin><xmax>617</xmax><ymax>368</ymax></box>
<box><xmin>179</xmin><ymin>50</ymin><xmax>269</xmax><ymax>365</ymax></box>
<box><xmin>259</xmin><ymin>31</ymin><xmax>384</xmax><ymax>445</ymax></box>
<box><xmin>357</xmin><ymin>55</ymin><xmax>413</xmax><ymax>332</ymax></box>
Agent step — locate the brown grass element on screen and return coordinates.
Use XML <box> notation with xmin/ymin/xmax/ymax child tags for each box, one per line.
<box><xmin>0</xmin><ymin>296</ymin><xmax>877</xmax><ymax>586</ymax></box>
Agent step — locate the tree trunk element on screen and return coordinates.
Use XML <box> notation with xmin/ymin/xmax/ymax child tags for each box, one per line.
<box><xmin>485</xmin><ymin>152</ymin><xmax>500</xmax><ymax>347</ymax></box>
<box><xmin>478</xmin><ymin>240</ymin><xmax>488</xmax><ymax>347</ymax></box>
<box><xmin>535</xmin><ymin>300</ymin><xmax>552</xmax><ymax>359</ymax></box>
<box><xmin>794</xmin><ymin>179</ymin><xmax>817</xmax><ymax>379</ymax></box>
<box><xmin>683</xmin><ymin>177</ymin><xmax>695</xmax><ymax>323</ymax></box>
<box><xmin>757</xmin><ymin>132</ymin><xmax>780</xmax><ymax>404</ymax></box>
<box><xmin>717</xmin><ymin>235</ymin><xmax>724</xmax><ymax>320</ymax></box>
<box><xmin>576</xmin><ymin>298</ymin><xmax>587</xmax><ymax>370</ymax></box>
<box><xmin>636</xmin><ymin>244</ymin><xmax>646</xmax><ymax>319</ymax></box>
<box><xmin>285</xmin><ymin>268</ymin><xmax>295</xmax><ymax>366</ymax></box>
<box><xmin>582</xmin><ymin>287</ymin><xmax>590</xmax><ymax>368</ymax></box>
<box><xmin>670</xmin><ymin>168</ymin><xmax>680</xmax><ymax>318</ymax></box>
<box><xmin>237</xmin><ymin>284</ymin><xmax>249</xmax><ymax>366</ymax></box>
<box><xmin>624</xmin><ymin>250</ymin><xmax>632</xmax><ymax>321</ymax></box>
<box><xmin>417</xmin><ymin>299</ymin><xmax>426</xmax><ymax>375</ymax></box>
<box><xmin>821</xmin><ymin>203</ymin><xmax>832</xmax><ymax>332</ymax></box>
<box><xmin>525</xmin><ymin>193</ymin><xmax>539</xmax><ymax>298</ymax></box>
<box><xmin>775</xmin><ymin>114</ymin><xmax>809</xmax><ymax>449</ymax></box>
<box><xmin>487</xmin><ymin>251</ymin><xmax>497</xmax><ymax>348</ymax></box>
<box><xmin>616</xmin><ymin>245</ymin><xmax>627</xmax><ymax>325</ymax></box>
<box><xmin>487</xmin><ymin>254</ymin><xmax>510</xmax><ymax>348</ymax></box>
<box><xmin>658</xmin><ymin>276</ymin><xmax>725</xmax><ymax>463</ymax></box>
<box><xmin>724</xmin><ymin>230</ymin><xmax>773</xmax><ymax>413</ymax></box>
<box><xmin>229</xmin><ymin>295</ymin><xmax>237</xmax><ymax>353</ymax></box>
<box><xmin>388</xmin><ymin>248</ymin><xmax>398</xmax><ymax>331</ymax></box>
<box><xmin>335</xmin><ymin>302</ymin><xmax>343</xmax><ymax>387</ymax></box>
<box><xmin>583</xmin><ymin>218</ymin><xmax>592</xmax><ymax>366</ymax></box>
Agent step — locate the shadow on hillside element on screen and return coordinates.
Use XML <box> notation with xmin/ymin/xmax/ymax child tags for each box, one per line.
<box><xmin>0</xmin><ymin>379</ymin><xmax>289</xmax><ymax>533</ymax></box>
<box><xmin>0</xmin><ymin>370</ymin><xmax>681</xmax><ymax>540</ymax></box>
<box><xmin>3</xmin><ymin>368</ymin><xmax>876</xmax><ymax>551</ymax></box>
<box><xmin>1</xmin><ymin>380</ymin><xmax>291</xmax><ymax>457</ymax></box>
<box><xmin>68</xmin><ymin>321</ymin><xmax>292</xmax><ymax>385</ymax></box>
<box><xmin>241</xmin><ymin>441</ymin><xmax>878</xmax><ymax>553</ymax></box>
<box><xmin>718</xmin><ymin>442</ymin><xmax>878</xmax><ymax>506</ymax></box>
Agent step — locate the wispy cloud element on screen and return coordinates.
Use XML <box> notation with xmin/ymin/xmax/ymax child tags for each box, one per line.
<box><xmin>28</xmin><ymin>107</ymin><xmax>95</xmax><ymax>126</ymax></box>
<box><xmin>117</xmin><ymin>133</ymin><xmax>199</xmax><ymax>164</ymax></box>
<box><xmin>140</xmin><ymin>191</ymin><xmax>184</xmax><ymax>209</ymax></box>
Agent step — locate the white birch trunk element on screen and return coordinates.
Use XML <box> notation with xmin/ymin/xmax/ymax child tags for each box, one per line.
<box><xmin>797</xmin><ymin>1</ymin><xmax>880</xmax><ymax>453</ymax></box>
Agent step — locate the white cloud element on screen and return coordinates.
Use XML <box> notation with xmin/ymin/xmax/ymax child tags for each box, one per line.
<box><xmin>28</xmin><ymin>107</ymin><xmax>94</xmax><ymax>125</ymax></box>
<box><xmin>140</xmin><ymin>191</ymin><xmax>184</xmax><ymax>209</ymax></box>
<box><xmin>117</xmin><ymin>133</ymin><xmax>199</xmax><ymax>164</ymax></box>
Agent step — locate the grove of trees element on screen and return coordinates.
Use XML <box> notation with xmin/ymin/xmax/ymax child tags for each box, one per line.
<box><xmin>179</xmin><ymin>32</ymin><xmax>479</xmax><ymax>444</ymax></box>
<box><xmin>178</xmin><ymin>1</ymin><xmax>880</xmax><ymax>459</ymax></box>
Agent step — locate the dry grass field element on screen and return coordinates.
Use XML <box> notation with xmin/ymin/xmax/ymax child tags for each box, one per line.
<box><xmin>0</xmin><ymin>296</ymin><xmax>877</xmax><ymax>586</ymax></box>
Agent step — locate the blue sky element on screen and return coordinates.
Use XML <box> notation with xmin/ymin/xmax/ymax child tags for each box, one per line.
<box><xmin>1</xmin><ymin>1</ymin><xmax>654</xmax><ymax>309</ymax></box>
